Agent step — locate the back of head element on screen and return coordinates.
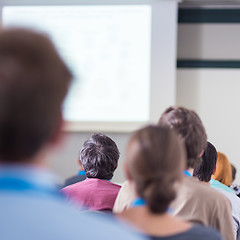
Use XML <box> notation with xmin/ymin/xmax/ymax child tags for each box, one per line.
<box><xmin>0</xmin><ymin>28</ymin><xmax>72</xmax><ymax>162</ymax></box>
<box><xmin>126</xmin><ymin>125</ymin><xmax>186</xmax><ymax>214</ymax></box>
<box><xmin>158</xmin><ymin>106</ymin><xmax>207</xmax><ymax>169</ymax></box>
<box><xmin>80</xmin><ymin>133</ymin><xmax>119</xmax><ymax>180</ymax></box>
<box><xmin>193</xmin><ymin>141</ymin><xmax>217</xmax><ymax>182</ymax></box>
<box><xmin>213</xmin><ymin>152</ymin><xmax>232</xmax><ymax>186</ymax></box>
<box><xmin>231</xmin><ymin>164</ymin><xmax>236</xmax><ymax>183</ymax></box>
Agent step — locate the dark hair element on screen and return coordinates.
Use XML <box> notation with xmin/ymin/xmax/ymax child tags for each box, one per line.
<box><xmin>193</xmin><ymin>141</ymin><xmax>217</xmax><ymax>182</ymax></box>
<box><xmin>158</xmin><ymin>106</ymin><xmax>207</xmax><ymax>169</ymax></box>
<box><xmin>231</xmin><ymin>164</ymin><xmax>236</xmax><ymax>182</ymax></box>
<box><xmin>0</xmin><ymin>28</ymin><xmax>72</xmax><ymax>162</ymax></box>
<box><xmin>126</xmin><ymin>125</ymin><xmax>186</xmax><ymax>214</ymax></box>
<box><xmin>80</xmin><ymin>133</ymin><xmax>120</xmax><ymax>180</ymax></box>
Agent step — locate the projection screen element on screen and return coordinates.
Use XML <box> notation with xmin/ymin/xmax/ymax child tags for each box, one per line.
<box><xmin>0</xmin><ymin>0</ymin><xmax>179</xmax><ymax>132</ymax></box>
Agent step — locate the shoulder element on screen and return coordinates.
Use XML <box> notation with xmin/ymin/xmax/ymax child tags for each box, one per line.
<box><xmin>118</xmin><ymin>181</ymin><xmax>135</xmax><ymax>196</ymax></box>
<box><xmin>0</xmin><ymin>193</ymin><xmax>147</xmax><ymax>240</ymax></box>
<box><xmin>171</xmin><ymin>176</ymin><xmax>232</xmax><ymax>223</ymax></box>
<box><xmin>211</xmin><ymin>179</ymin><xmax>236</xmax><ymax>194</ymax></box>
<box><xmin>216</xmin><ymin>189</ymin><xmax>240</xmax><ymax>218</ymax></box>
<box><xmin>182</xmin><ymin>176</ymin><xmax>230</xmax><ymax>204</ymax></box>
<box><xmin>94</xmin><ymin>179</ymin><xmax>121</xmax><ymax>192</ymax></box>
<box><xmin>186</xmin><ymin>225</ymin><xmax>223</xmax><ymax>240</ymax></box>
<box><xmin>150</xmin><ymin>225</ymin><xmax>222</xmax><ymax>240</ymax></box>
<box><xmin>216</xmin><ymin>188</ymin><xmax>240</xmax><ymax>203</ymax></box>
<box><xmin>80</xmin><ymin>213</ymin><xmax>148</xmax><ymax>240</ymax></box>
<box><xmin>64</xmin><ymin>175</ymin><xmax>86</xmax><ymax>187</ymax></box>
<box><xmin>109</xmin><ymin>181</ymin><xmax>121</xmax><ymax>189</ymax></box>
<box><xmin>113</xmin><ymin>180</ymin><xmax>137</xmax><ymax>213</ymax></box>
<box><xmin>61</xmin><ymin>180</ymin><xmax>86</xmax><ymax>193</ymax></box>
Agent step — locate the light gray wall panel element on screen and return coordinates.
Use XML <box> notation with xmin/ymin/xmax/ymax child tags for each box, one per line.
<box><xmin>178</xmin><ymin>24</ymin><xmax>240</xmax><ymax>59</ymax></box>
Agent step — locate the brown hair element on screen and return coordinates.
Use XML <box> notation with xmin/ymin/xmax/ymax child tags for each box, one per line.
<box><xmin>126</xmin><ymin>125</ymin><xmax>186</xmax><ymax>214</ymax></box>
<box><xmin>213</xmin><ymin>152</ymin><xmax>232</xmax><ymax>186</ymax></box>
<box><xmin>158</xmin><ymin>106</ymin><xmax>207</xmax><ymax>169</ymax></box>
<box><xmin>0</xmin><ymin>28</ymin><xmax>72</xmax><ymax>162</ymax></box>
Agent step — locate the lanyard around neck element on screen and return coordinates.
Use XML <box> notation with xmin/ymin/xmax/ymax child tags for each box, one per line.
<box><xmin>131</xmin><ymin>198</ymin><xmax>146</xmax><ymax>207</ymax></box>
<box><xmin>78</xmin><ymin>170</ymin><xmax>86</xmax><ymax>176</ymax></box>
<box><xmin>0</xmin><ymin>176</ymin><xmax>64</xmax><ymax>199</ymax></box>
<box><xmin>183</xmin><ymin>170</ymin><xmax>192</xmax><ymax>177</ymax></box>
<box><xmin>131</xmin><ymin>198</ymin><xmax>172</xmax><ymax>214</ymax></box>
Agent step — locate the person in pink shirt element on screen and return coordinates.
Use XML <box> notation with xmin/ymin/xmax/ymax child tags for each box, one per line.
<box><xmin>62</xmin><ymin>133</ymin><xmax>121</xmax><ymax>211</ymax></box>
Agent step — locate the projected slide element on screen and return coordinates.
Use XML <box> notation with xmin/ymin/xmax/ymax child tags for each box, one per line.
<box><xmin>3</xmin><ymin>6</ymin><xmax>151</xmax><ymax>122</ymax></box>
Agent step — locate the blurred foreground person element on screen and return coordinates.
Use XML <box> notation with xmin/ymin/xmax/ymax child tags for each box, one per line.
<box><xmin>62</xmin><ymin>133</ymin><xmax>121</xmax><ymax>211</ymax></box>
<box><xmin>118</xmin><ymin>125</ymin><xmax>222</xmax><ymax>240</ymax></box>
<box><xmin>0</xmin><ymin>28</ymin><xmax>146</xmax><ymax>240</ymax></box>
<box><xmin>114</xmin><ymin>107</ymin><xmax>234</xmax><ymax>240</ymax></box>
<box><xmin>194</xmin><ymin>142</ymin><xmax>240</xmax><ymax>239</ymax></box>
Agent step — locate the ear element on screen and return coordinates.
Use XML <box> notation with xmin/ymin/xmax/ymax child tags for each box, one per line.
<box><xmin>78</xmin><ymin>159</ymin><xmax>84</xmax><ymax>171</ymax></box>
<box><xmin>213</xmin><ymin>166</ymin><xmax>217</xmax><ymax>175</ymax></box>
<box><xmin>199</xmin><ymin>149</ymin><xmax>204</xmax><ymax>158</ymax></box>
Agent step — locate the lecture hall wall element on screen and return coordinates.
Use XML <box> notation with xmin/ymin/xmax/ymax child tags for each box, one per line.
<box><xmin>49</xmin><ymin>7</ymin><xmax>240</xmax><ymax>185</ymax></box>
<box><xmin>177</xmin><ymin>17</ymin><xmax>240</xmax><ymax>184</ymax></box>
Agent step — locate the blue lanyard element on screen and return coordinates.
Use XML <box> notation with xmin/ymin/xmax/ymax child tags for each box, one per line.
<box><xmin>0</xmin><ymin>176</ymin><xmax>64</xmax><ymax>199</ymax></box>
<box><xmin>183</xmin><ymin>170</ymin><xmax>192</xmax><ymax>177</ymax></box>
<box><xmin>131</xmin><ymin>198</ymin><xmax>173</xmax><ymax>213</ymax></box>
<box><xmin>131</xmin><ymin>198</ymin><xmax>146</xmax><ymax>207</ymax></box>
<box><xmin>78</xmin><ymin>170</ymin><xmax>86</xmax><ymax>176</ymax></box>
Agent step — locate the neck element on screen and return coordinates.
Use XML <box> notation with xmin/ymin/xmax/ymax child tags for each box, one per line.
<box><xmin>186</xmin><ymin>168</ymin><xmax>194</xmax><ymax>176</ymax></box>
<box><xmin>202</xmin><ymin>181</ymin><xmax>210</xmax><ymax>186</ymax></box>
<box><xmin>118</xmin><ymin>206</ymin><xmax>191</xmax><ymax>236</ymax></box>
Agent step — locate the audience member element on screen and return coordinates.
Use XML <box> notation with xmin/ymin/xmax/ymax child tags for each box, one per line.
<box><xmin>118</xmin><ymin>125</ymin><xmax>222</xmax><ymax>240</ymax></box>
<box><xmin>193</xmin><ymin>142</ymin><xmax>240</xmax><ymax>239</ymax></box>
<box><xmin>232</xmin><ymin>164</ymin><xmax>237</xmax><ymax>183</ymax></box>
<box><xmin>113</xmin><ymin>106</ymin><xmax>234</xmax><ymax>240</ymax></box>
<box><xmin>0</xmin><ymin>28</ymin><xmax>146</xmax><ymax>240</ymax></box>
<box><xmin>63</xmin><ymin>158</ymin><xmax>86</xmax><ymax>187</ymax></box>
<box><xmin>62</xmin><ymin>133</ymin><xmax>121</xmax><ymax>211</ymax></box>
<box><xmin>213</xmin><ymin>152</ymin><xmax>232</xmax><ymax>187</ymax></box>
<box><xmin>231</xmin><ymin>164</ymin><xmax>240</xmax><ymax>198</ymax></box>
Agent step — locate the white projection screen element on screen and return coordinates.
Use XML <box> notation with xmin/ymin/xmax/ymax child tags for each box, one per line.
<box><xmin>0</xmin><ymin>0</ymin><xmax>179</xmax><ymax>132</ymax></box>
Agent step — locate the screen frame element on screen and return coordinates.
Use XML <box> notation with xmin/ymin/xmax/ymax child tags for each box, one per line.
<box><xmin>0</xmin><ymin>0</ymin><xmax>179</xmax><ymax>132</ymax></box>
